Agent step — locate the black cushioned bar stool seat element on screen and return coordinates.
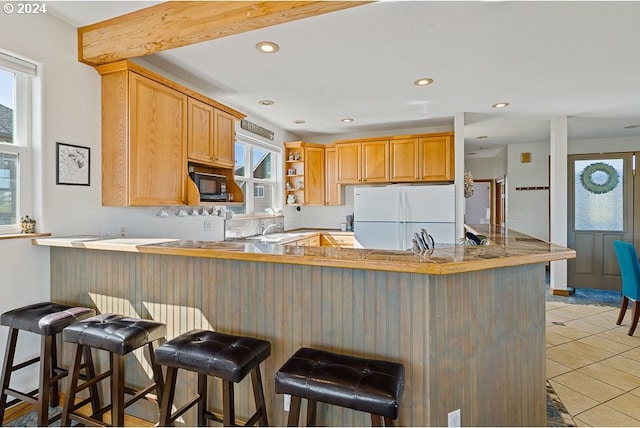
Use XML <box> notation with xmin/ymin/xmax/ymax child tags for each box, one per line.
<box><xmin>61</xmin><ymin>313</ymin><xmax>166</xmax><ymax>427</ymax></box>
<box><xmin>0</xmin><ymin>302</ymin><xmax>98</xmax><ymax>426</ymax></box>
<box><xmin>155</xmin><ymin>329</ymin><xmax>271</xmax><ymax>427</ymax></box>
<box><xmin>275</xmin><ymin>348</ymin><xmax>405</xmax><ymax>427</ymax></box>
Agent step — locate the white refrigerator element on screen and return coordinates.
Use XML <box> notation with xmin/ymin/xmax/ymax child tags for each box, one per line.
<box><xmin>353</xmin><ymin>184</ymin><xmax>456</xmax><ymax>250</ymax></box>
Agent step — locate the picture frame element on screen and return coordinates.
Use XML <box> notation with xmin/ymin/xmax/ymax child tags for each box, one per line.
<box><xmin>56</xmin><ymin>142</ymin><xmax>90</xmax><ymax>186</ymax></box>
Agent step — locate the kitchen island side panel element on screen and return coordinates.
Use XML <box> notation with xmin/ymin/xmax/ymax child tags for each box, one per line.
<box><xmin>50</xmin><ymin>247</ymin><xmax>545</xmax><ymax>426</ymax></box>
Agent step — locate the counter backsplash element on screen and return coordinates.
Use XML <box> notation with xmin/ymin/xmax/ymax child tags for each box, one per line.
<box><xmin>224</xmin><ymin>215</ymin><xmax>284</xmax><ymax>239</ymax></box>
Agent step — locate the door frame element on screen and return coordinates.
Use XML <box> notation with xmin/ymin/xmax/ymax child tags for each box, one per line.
<box><xmin>495</xmin><ymin>175</ymin><xmax>506</xmax><ymax>229</ymax></box>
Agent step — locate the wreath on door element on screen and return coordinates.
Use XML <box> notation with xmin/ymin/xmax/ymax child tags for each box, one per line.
<box><xmin>580</xmin><ymin>162</ymin><xmax>619</xmax><ymax>194</ymax></box>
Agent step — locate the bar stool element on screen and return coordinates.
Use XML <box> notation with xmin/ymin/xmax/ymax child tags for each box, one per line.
<box><xmin>60</xmin><ymin>313</ymin><xmax>166</xmax><ymax>427</ymax></box>
<box><xmin>155</xmin><ymin>329</ymin><xmax>270</xmax><ymax>427</ymax></box>
<box><xmin>0</xmin><ymin>302</ymin><xmax>99</xmax><ymax>426</ymax></box>
<box><xmin>275</xmin><ymin>348</ymin><xmax>405</xmax><ymax>427</ymax></box>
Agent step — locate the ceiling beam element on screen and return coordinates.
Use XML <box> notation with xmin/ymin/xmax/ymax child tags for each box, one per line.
<box><xmin>78</xmin><ymin>1</ymin><xmax>370</xmax><ymax>66</ymax></box>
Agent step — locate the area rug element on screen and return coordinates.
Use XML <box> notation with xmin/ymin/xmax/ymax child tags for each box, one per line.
<box><xmin>547</xmin><ymin>380</ymin><xmax>576</xmax><ymax>427</ymax></box>
<box><xmin>4</xmin><ymin>406</ymin><xmax>61</xmax><ymax>427</ymax></box>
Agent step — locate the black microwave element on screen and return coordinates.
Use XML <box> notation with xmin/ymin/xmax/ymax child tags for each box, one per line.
<box><xmin>190</xmin><ymin>172</ymin><xmax>228</xmax><ymax>201</ymax></box>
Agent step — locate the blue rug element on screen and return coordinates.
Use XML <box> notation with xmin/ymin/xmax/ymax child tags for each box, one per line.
<box><xmin>4</xmin><ymin>406</ymin><xmax>61</xmax><ymax>427</ymax></box>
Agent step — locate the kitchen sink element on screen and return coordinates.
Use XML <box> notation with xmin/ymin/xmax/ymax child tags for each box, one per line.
<box><xmin>247</xmin><ymin>233</ymin><xmax>302</xmax><ymax>242</ymax></box>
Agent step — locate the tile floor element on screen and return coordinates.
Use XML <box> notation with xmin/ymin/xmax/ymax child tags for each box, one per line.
<box><xmin>546</xmin><ymin>289</ymin><xmax>640</xmax><ymax>426</ymax></box>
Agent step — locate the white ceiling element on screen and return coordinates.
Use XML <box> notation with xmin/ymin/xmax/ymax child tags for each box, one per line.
<box><xmin>47</xmin><ymin>1</ymin><xmax>640</xmax><ymax>157</ymax></box>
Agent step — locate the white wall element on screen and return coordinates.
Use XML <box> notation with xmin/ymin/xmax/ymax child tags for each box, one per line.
<box><xmin>0</xmin><ymin>240</ymin><xmax>50</xmax><ymax>392</ymax></box>
<box><xmin>569</xmin><ymin>135</ymin><xmax>640</xmax><ymax>154</ymax></box>
<box><xmin>506</xmin><ymin>142</ymin><xmax>550</xmax><ymax>240</ymax></box>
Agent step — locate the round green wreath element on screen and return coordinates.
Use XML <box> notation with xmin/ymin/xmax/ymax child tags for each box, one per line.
<box><xmin>580</xmin><ymin>162</ymin><xmax>619</xmax><ymax>194</ymax></box>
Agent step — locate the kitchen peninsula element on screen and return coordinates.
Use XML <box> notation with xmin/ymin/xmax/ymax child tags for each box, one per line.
<box><xmin>34</xmin><ymin>227</ymin><xmax>574</xmax><ymax>426</ymax></box>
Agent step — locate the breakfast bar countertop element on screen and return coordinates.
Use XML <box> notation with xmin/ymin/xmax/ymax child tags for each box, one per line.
<box><xmin>33</xmin><ymin>225</ymin><xmax>575</xmax><ymax>275</ymax></box>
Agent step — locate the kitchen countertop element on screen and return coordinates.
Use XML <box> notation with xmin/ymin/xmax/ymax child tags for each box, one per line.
<box><xmin>33</xmin><ymin>225</ymin><xmax>574</xmax><ymax>275</ymax></box>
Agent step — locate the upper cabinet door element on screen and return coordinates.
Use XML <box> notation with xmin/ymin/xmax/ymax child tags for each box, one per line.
<box><xmin>213</xmin><ymin>109</ymin><xmax>235</xmax><ymax>168</ymax></box>
<box><xmin>324</xmin><ymin>146</ymin><xmax>341</xmax><ymax>205</ymax></box>
<box><xmin>390</xmin><ymin>138</ymin><xmax>419</xmax><ymax>182</ymax></box>
<box><xmin>336</xmin><ymin>142</ymin><xmax>361</xmax><ymax>183</ymax></box>
<box><xmin>128</xmin><ymin>73</ymin><xmax>187</xmax><ymax>206</ymax></box>
<box><xmin>304</xmin><ymin>146</ymin><xmax>325</xmax><ymax>205</ymax></box>
<box><xmin>362</xmin><ymin>140</ymin><xmax>389</xmax><ymax>183</ymax></box>
<box><xmin>419</xmin><ymin>135</ymin><xmax>454</xmax><ymax>181</ymax></box>
<box><xmin>187</xmin><ymin>97</ymin><xmax>214</xmax><ymax>164</ymax></box>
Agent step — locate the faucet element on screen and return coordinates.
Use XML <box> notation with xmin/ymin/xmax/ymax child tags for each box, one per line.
<box><xmin>261</xmin><ymin>223</ymin><xmax>280</xmax><ymax>235</ymax></box>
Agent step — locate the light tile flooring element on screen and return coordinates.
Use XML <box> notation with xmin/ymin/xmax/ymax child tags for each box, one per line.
<box><xmin>546</xmin><ymin>300</ymin><xmax>640</xmax><ymax>426</ymax></box>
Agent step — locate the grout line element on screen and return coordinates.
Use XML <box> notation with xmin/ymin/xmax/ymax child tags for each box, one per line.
<box><xmin>546</xmin><ymin>299</ymin><xmax>640</xmax><ymax>426</ymax></box>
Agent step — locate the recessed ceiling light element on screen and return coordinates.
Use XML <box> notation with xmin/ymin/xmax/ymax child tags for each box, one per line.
<box><xmin>293</xmin><ymin>120</ymin><xmax>306</xmax><ymax>124</ymax></box>
<box><xmin>256</xmin><ymin>41</ymin><xmax>279</xmax><ymax>53</ymax></box>
<box><xmin>492</xmin><ymin>102</ymin><xmax>510</xmax><ymax>108</ymax></box>
<box><xmin>468</xmin><ymin>152</ymin><xmax>477</xmax><ymax>155</ymax></box>
<box><xmin>476</xmin><ymin>135</ymin><xmax>488</xmax><ymax>139</ymax></box>
<box><xmin>623</xmin><ymin>124</ymin><xmax>640</xmax><ymax>129</ymax></box>
<box><xmin>413</xmin><ymin>77</ymin><xmax>434</xmax><ymax>86</ymax></box>
<box><xmin>480</xmin><ymin>146</ymin><xmax>488</xmax><ymax>150</ymax></box>
<box><xmin>258</xmin><ymin>100</ymin><xmax>274</xmax><ymax>106</ymax></box>
<box><xmin>341</xmin><ymin>118</ymin><xmax>354</xmax><ymax>123</ymax></box>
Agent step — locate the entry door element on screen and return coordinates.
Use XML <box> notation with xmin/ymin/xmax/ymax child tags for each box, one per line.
<box><xmin>568</xmin><ymin>153</ymin><xmax>633</xmax><ymax>290</ymax></box>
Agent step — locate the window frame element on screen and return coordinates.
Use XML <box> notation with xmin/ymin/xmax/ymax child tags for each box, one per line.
<box><xmin>0</xmin><ymin>57</ymin><xmax>34</xmax><ymax>234</ymax></box>
<box><xmin>233</xmin><ymin>133</ymin><xmax>281</xmax><ymax>216</ymax></box>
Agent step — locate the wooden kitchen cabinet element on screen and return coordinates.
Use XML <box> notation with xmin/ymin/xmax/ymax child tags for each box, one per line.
<box><xmin>212</xmin><ymin>108</ymin><xmax>235</xmax><ymax>168</ymax></box>
<box><xmin>304</xmin><ymin>146</ymin><xmax>325</xmax><ymax>205</ymax></box>
<box><xmin>187</xmin><ymin>98</ymin><xmax>235</xmax><ymax>168</ymax></box>
<box><xmin>284</xmin><ymin>141</ymin><xmax>325</xmax><ymax>206</ymax></box>
<box><xmin>324</xmin><ymin>145</ymin><xmax>342</xmax><ymax>205</ymax></box>
<box><xmin>320</xmin><ymin>232</ymin><xmax>354</xmax><ymax>248</ymax></box>
<box><xmin>283</xmin><ymin>234</ymin><xmax>321</xmax><ymax>247</ymax></box>
<box><xmin>97</xmin><ymin>60</ymin><xmax>245</xmax><ymax>206</ymax></box>
<box><xmin>419</xmin><ymin>134</ymin><xmax>454</xmax><ymax>181</ymax></box>
<box><xmin>390</xmin><ymin>138</ymin><xmax>419</xmax><ymax>182</ymax></box>
<box><xmin>336</xmin><ymin>142</ymin><xmax>360</xmax><ymax>183</ymax></box>
<box><xmin>336</xmin><ymin>139</ymin><xmax>389</xmax><ymax>183</ymax></box>
<box><xmin>334</xmin><ymin>132</ymin><xmax>454</xmax><ymax>187</ymax></box>
<box><xmin>362</xmin><ymin>140</ymin><xmax>389</xmax><ymax>182</ymax></box>
<box><xmin>187</xmin><ymin>98</ymin><xmax>214</xmax><ymax>165</ymax></box>
<box><xmin>101</xmin><ymin>69</ymin><xmax>188</xmax><ymax>206</ymax></box>
<box><xmin>308</xmin><ymin>234</ymin><xmax>321</xmax><ymax>246</ymax></box>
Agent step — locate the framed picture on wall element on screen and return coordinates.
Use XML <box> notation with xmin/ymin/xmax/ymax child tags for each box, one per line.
<box><xmin>56</xmin><ymin>142</ymin><xmax>90</xmax><ymax>186</ymax></box>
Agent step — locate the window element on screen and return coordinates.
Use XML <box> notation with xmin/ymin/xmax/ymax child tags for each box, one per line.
<box><xmin>230</xmin><ymin>137</ymin><xmax>279</xmax><ymax>215</ymax></box>
<box><xmin>0</xmin><ymin>52</ymin><xmax>35</xmax><ymax>233</ymax></box>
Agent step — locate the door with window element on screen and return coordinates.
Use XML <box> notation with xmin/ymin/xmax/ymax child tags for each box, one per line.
<box><xmin>568</xmin><ymin>153</ymin><xmax>634</xmax><ymax>290</ymax></box>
